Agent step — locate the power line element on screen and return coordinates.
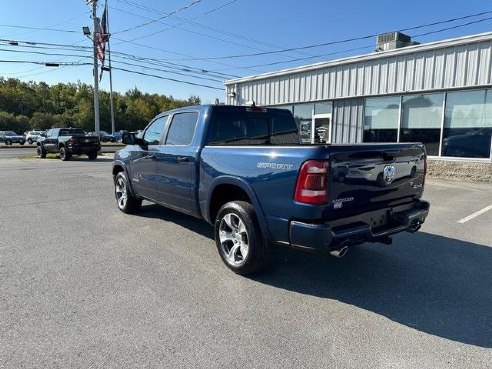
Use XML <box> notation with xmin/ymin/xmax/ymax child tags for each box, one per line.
<box><xmin>0</xmin><ymin>25</ymin><xmax>79</xmax><ymax>33</ymax></box>
<box><xmin>203</xmin><ymin>0</ymin><xmax>237</xmax><ymax>15</ymax></box>
<box><xmin>111</xmin><ymin>1</ymin><xmax>307</xmax><ymax>63</ymax></box>
<box><xmin>115</xmin><ymin>0</ymin><xmax>240</xmax><ymax>43</ymax></box>
<box><xmin>412</xmin><ymin>16</ymin><xmax>492</xmax><ymax>38</ymax></box>
<box><xmin>0</xmin><ymin>45</ymin><xmax>225</xmax><ymax>84</ymax></box>
<box><xmin>110</xmin><ymin>5</ymin><xmax>285</xmax><ymax>57</ymax></box>
<box><xmin>0</xmin><ymin>37</ymin><xmax>239</xmax><ymax>79</ymax></box>
<box><xmin>111</xmin><ymin>34</ymin><xmax>262</xmax><ymax>74</ymax></box>
<box><xmin>211</xmin><ymin>16</ymin><xmax>492</xmax><ymax>71</ymax></box>
<box><xmin>111</xmin><ymin>66</ymin><xmax>223</xmax><ymax>90</ymax></box>
<box><xmin>0</xmin><ymin>47</ymin><xmax>92</xmax><ymax>60</ymax></box>
<box><xmin>0</xmin><ymin>60</ymin><xmax>91</xmax><ymax>66</ymax></box>
<box><xmin>171</xmin><ymin>10</ymin><xmax>492</xmax><ymax>61</ymax></box>
<box><xmin>113</xmin><ymin>0</ymin><xmax>203</xmax><ymax>35</ymax></box>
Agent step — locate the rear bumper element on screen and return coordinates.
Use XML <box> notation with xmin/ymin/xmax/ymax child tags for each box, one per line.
<box><xmin>67</xmin><ymin>145</ymin><xmax>101</xmax><ymax>154</ymax></box>
<box><xmin>289</xmin><ymin>200</ymin><xmax>430</xmax><ymax>251</ymax></box>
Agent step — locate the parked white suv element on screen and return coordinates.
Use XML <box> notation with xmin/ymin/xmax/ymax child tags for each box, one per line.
<box><xmin>25</xmin><ymin>131</ymin><xmax>44</xmax><ymax>144</ymax></box>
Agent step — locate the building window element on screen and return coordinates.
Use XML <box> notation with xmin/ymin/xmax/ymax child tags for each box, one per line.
<box><xmin>293</xmin><ymin>103</ymin><xmax>313</xmax><ymax>123</ymax></box>
<box><xmin>293</xmin><ymin>103</ymin><xmax>313</xmax><ymax>144</ymax></box>
<box><xmin>401</xmin><ymin>93</ymin><xmax>443</xmax><ymax>156</ymax></box>
<box><xmin>442</xmin><ymin>90</ymin><xmax>492</xmax><ymax>158</ymax></box>
<box><xmin>314</xmin><ymin>101</ymin><xmax>332</xmax><ymax>114</ymax></box>
<box><xmin>363</xmin><ymin>97</ymin><xmax>399</xmax><ymax>142</ymax></box>
<box><xmin>273</xmin><ymin>104</ymin><xmax>293</xmax><ymax>113</ymax></box>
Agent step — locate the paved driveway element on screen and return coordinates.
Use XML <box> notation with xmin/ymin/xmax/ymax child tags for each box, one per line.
<box><xmin>1</xmin><ymin>157</ymin><xmax>491</xmax><ymax>368</ymax></box>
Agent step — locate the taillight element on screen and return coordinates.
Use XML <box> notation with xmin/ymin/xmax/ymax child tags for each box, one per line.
<box><xmin>294</xmin><ymin>160</ymin><xmax>329</xmax><ymax>205</ymax></box>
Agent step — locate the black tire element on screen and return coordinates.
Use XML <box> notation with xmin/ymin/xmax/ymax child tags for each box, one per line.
<box><xmin>215</xmin><ymin>201</ymin><xmax>271</xmax><ymax>275</ymax></box>
<box><xmin>5</xmin><ymin>139</ymin><xmax>11</xmax><ymax>146</ymax></box>
<box><xmin>20</xmin><ymin>141</ymin><xmax>25</xmax><ymax>145</ymax></box>
<box><xmin>87</xmin><ymin>151</ymin><xmax>98</xmax><ymax>160</ymax></box>
<box><xmin>28</xmin><ymin>139</ymin><xmax>33</xmax><ymax>144</ymax></box>
<box><xmin>59</xmin><ymin>146</ymin><xmax>71</xmax><ymax>161</ymax></box>
<box><xmin>114</xmin><ymin>171</ymin><xmax>142</xmax><ymax>214</ymax></box>
<box><xmin>37</xmin><ymin>145</ymin><xmax>47</xmax><ymax>158</ymax></box>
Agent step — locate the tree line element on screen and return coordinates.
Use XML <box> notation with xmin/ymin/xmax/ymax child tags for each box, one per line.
<box><xmin>0</xmin><ymin>77</ymin><xmax>201</xmax><ymax>133</ymax></box>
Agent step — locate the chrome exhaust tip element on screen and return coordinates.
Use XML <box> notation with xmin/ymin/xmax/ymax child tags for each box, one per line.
<box><xmin>329</xmin><ymin>245</ymin><xmax>349</xmax><ymax>258</ymax></box>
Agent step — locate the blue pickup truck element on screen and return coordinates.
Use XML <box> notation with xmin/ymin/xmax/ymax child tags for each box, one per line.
<box><xmin>112</xmin><ymin>105</ymin><xmax>429</xmax><ymax>274</ymax></box>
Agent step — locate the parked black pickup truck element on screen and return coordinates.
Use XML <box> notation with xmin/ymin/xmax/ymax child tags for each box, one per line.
<box><xmin>37</xmin><ymin>128</ymin><xmax>100</xmax><ymax>161</ymax></box>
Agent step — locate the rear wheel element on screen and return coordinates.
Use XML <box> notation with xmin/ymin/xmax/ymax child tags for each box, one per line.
<box><xmin>114</xmin><ymin>172</ymin><xmax>142</xmax><ymax>214</ymax></box>
<box><xmin>28</xmin><ymin>139</ymin><xmax>33</xmax><ymax>144</ymax></box>
<box><xmin>59</xmin><ymin>146</ymin><xmax>71</xmax><ymax>161</ymax></box>
<box><xmin>87</xmin><ymin>151</ymin><xmax>98</xmax><ymax>160</ymax></box>
<box><xmin>37</xmin><ymin>145</ymin><xmax>46</xmax><ymax>158</ymax></box>
<box><xmin>215</xmin><ymin>201</ymin><xmax>271</xmax><ymax>275</ymax></box>
<box><xmin>5</xmin><ymin>139</ymin><xmax>11</xmax><ymax>145</ymax></box>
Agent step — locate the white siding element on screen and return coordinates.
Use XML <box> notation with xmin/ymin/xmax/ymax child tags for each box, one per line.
<box><xmin>226</xmin><ymin>36</ymin><xmax>492</xmax><ymax>105</ymax></box>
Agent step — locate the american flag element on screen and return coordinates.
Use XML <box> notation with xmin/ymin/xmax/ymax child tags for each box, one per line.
<box><xmin>96</xmin><ymin>1</ymin><xmax>108</xmax><ymax>67</ymax></box>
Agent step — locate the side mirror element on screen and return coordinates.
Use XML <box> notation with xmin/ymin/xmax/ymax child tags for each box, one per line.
<box><xmin>122</xmin><ymin>132</ymin><xmax>145</xmax><ymax>146</ymax></box>
<box><xmin>122</xmin><ymin>132</ymin><xmax>135</xmax><ymax>144</ymax></box>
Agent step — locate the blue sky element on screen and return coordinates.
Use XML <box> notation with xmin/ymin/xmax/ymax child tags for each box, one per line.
<box><xmin>1</xmin><ymin>0</ymin><xmax>491</xmax><ymax>103</ymax></box>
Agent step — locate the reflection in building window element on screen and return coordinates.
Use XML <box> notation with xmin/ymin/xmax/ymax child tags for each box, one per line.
<box><xmin>293</xmin><ymin>103</ymin><xmax>313</xmax><ymax>144</ymax></box>
<box><xmin>363</xmin><ymin>97</ymin><xmax>399</xmax><ymax>143</ymax></box>
<box><xmin>401</xmin><ymin>93</ymin><xmax>443</xmax><ymax>156</ymax></box>
<box><xmin>442</xmin><ymin>90</ymin><xmax>492</xmax><ymax>158</ymax></box>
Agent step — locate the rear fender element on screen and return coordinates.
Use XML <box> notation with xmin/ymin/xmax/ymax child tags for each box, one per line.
<box><xmin>206</xmin><ymin>176</ymin><xmax>271</xmax><ymax>240</ymax></box>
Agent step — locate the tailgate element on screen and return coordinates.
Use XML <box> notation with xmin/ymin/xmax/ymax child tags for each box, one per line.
<box><xmin>73</xmin><ymin>135</ymin><xmax>99</xmax><ymax>145</ymax></box>
<box><xmin>328</xmin><ymin>144</ymin><xmax>426</xmax><ymax>217</ymax></box>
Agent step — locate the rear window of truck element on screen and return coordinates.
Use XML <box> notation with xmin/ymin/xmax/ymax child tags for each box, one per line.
<box><xmin>207</xmin><ymin>109</ymin><xmax>300</xmax><ymax>145</ymax></box>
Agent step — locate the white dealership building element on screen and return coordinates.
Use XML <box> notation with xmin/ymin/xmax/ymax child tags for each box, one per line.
<box><xmin>225</xmin><ymin>32</ymin><xmax>492</xmax><ymax>162</ymax></box>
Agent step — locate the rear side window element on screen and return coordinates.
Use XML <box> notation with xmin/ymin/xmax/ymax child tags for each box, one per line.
<box><xmin>166</xmin><ymin>112</ymin><xmax>198</xmax><ymax>145</ymax></box>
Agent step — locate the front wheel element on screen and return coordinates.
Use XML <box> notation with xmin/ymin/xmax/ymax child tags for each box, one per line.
<box><xmin>114</xmin><ymin>172</ymin><xmax>142</xmax><ymax>214</ymax></box>
<box><xmin>5</xmin><ymin>139</ymin><xmax>11</xmax><ymax>145</ymax></box>
<box><xmin>215</xmin><ymin>201</ymin><xmax>271</xmax><ymax>275</ymax></box>
<box><xmin>28</xmin><ymin>139</ymin><xmax>33</xmax><ymax>144</ymax></box>
<box><xmin>37</xmin><ymin>145</ymin><xmax>47</xmax><ymax>158</ymax></box>
<box><xmin>59</xmin><ymin>146</ymin><xmax>71</xmax><ymax>161</ymax></box>
<box><xmin>87</xmin><ymin>151</ymin><xmax>98</xmax><ymax>160</ymax></box>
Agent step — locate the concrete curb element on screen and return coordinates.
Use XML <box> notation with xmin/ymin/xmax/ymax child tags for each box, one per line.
<box><xmin>428</xmin><ymin>160</ymin><xmax>492</xmax><ymax>183</ymax></box>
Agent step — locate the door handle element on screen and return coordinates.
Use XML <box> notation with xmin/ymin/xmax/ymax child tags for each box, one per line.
<box><xmin>177</xmin><ymin>156</ymin><xmax>190</xmax><ymax>162</ymax></box>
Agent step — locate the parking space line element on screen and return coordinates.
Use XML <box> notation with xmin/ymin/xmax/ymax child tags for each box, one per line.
<box><xmin>457</xmin><ymin>204</ymin><xmax>492</xmax><ymax>224</ymax></box>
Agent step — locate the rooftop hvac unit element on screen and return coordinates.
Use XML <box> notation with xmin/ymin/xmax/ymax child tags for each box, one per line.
<box><xmin>376</xmin><ymin>31</ymin><xmax>418</xmax><ymax>52</ymax></box>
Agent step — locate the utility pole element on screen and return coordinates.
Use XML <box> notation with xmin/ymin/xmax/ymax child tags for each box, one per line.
<box><xmin>106</xmin><ymin>4</ymin><xmax>115</xmax><ymax>135</ymax></box>
<box><xmin>108</xmin><ymin>57</ymin><xmax>115</xmax><ymax>135</ymax></box>
<box><xmin>91</xmin><ymin>0</ymin><xmax>100</xmax><ymax>136</ymax></box>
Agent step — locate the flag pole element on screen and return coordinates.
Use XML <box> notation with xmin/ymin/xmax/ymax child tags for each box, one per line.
<box><xmin>106</xmin><ymin>0</ymin><xmax>115</xmax><ymax>135</ymax></box>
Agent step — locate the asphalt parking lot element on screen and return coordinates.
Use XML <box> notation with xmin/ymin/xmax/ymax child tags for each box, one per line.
<box><xmin>1</xmin><ymin>156</ymin><xmax>491</xmax><ymax>368</ymax></box>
